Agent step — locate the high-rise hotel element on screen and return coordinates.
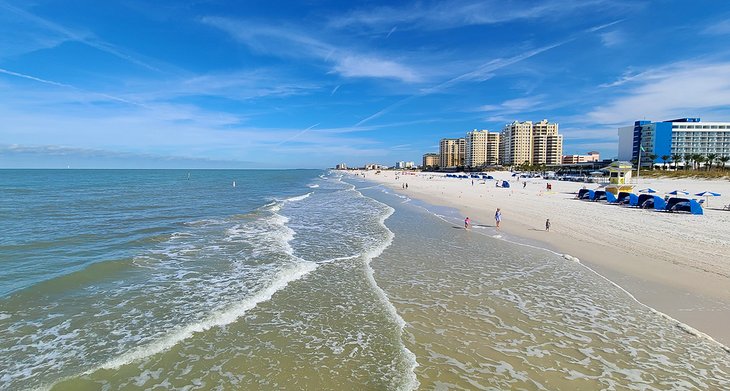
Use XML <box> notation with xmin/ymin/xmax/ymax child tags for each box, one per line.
<box><xmin>439</xmin><ymin>138</ymin><xmax>466</xmax><ymax>168</ymax></box>
<box><xmin>618</xmin><ymin>118</ymin><xmax>730</xmax><ymax>164</ymax></box>
<box><xmin>499</xmin><ymin>119</ymin><xmax>563</xmax><ymax>166</ymax></box>
<box><xmin>465</xmin><ymin>129</ymin><xmax>500</xmax><ymax>168</ymax></box>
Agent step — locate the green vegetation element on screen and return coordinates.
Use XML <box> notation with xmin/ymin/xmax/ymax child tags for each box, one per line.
<box><xmin>635</xmin><ymin>169</ymin><xmax>730</xmax><ymax>180</ymax></box>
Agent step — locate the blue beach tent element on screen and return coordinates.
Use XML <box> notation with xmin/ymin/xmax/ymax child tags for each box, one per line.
<box><xmin>605</xmin><ymin>192</ymin><xmax>618</xmax><ymax>203</ymax></box>
<box><xmin>666</xmin><ymin>198</ymin><xmax>704</xmax><ymax>215</ymax></box>
<box><xmin>502</xmin><ymin>181</ymin><xmax>510</xmax><ymax>188</ymax></box>
<box><xmin>628</xmin><ymin>193</ymin><xmax>639</xmax><ymax>206</ymax></box>
<box><xmin>638</xmin><ymin>194</ymin><xmax>666</xmax><ymax>210</ymax></box>
<box><xmin>616</xmin><ymin>192</ymin><xmax>633</xmax><ymax>204</ymax></box>
<box><xmin>578</xmin><ymin>189</ymin><xmax>591</xmax><ymax>199</ymax></box>
<box><xmin>593</xmin><ymin>190</ymin><xmax>607</xmax><ymax>201</ymax></box>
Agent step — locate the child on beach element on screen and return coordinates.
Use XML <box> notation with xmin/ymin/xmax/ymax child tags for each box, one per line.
<box><xmin>495</xmin><ymin>208</ymin><xmax>501</xmax><ymax>228</ymax></box>
<box><xmin>545</xmin><ymin>219</ymin><xmax>551</xmax><ymax>232</ymax></box>
<box><xmin>464</xmin><ymin>217</ymin><xmax>470</xmax><ymax>229</ymax></box>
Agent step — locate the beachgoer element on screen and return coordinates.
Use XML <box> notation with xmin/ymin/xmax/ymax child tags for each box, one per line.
<box><xmin>495</xmin><ymin>208</ymin><xmax>502</xmax><ymax>228</ymax></box>
<box><xmin>545</xmin><ymin>219</ymin><xmax>550</xmax><ymax>232</ymax></box>
<box><xmin>405</xmin><ymin>183</ymin><xmax>409</xmax><ymax>189</ymax></box>
<box><xmin>523</xmin><ymin>182</ymin><xmax>526</xmax><ymax>189</ymax></box>
<box><xmin>464</xmin><ymin>217</ymin><xmax>470</xmax><ymax>229</ymax></box>
<box><xmin>471</xmin><ymin>179</ymin><xmax>474</xmax><ymax>186</ymax></box>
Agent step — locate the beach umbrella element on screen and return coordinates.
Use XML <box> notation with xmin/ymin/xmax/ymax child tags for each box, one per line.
<box><xmin>638</xmin><ymin>188</ymin><xmax>657</xmax><ymax>193</ymax></box>
<box><xmin>667</xmin><ymin>190</ymin><xmax>689</xmax><ymax>196</ymax></box>
<box><xmin>695</xmin><ymin>191</ymin><xmax>721</xmax><ymax>206</ymax></box>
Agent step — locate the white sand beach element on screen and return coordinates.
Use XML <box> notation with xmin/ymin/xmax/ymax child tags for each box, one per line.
<box><xmin>357</xmin><ymin>170</ymin><xmax>730</xmax><ymax>345</ymax></box>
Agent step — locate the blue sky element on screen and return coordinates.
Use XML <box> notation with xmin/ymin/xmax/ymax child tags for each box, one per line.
<box><xmin>2</xmin><ymin>0</ymin><xmax>730</xmax><ymax>168</ymax></box>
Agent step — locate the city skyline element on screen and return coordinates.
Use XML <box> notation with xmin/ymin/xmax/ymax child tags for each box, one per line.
<box><xmin>2</xmin><ymin>1</ymin><xmax>730</xmax><ymax>168</ymax></box>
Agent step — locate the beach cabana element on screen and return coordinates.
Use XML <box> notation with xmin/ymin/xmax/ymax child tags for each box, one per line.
<box><xmin>578</xmin><ymin>189</ymin><xmax>591</xmax><ymax>199</ymax></box>
<box><xmin>501</xmin><ymin>180</ymin><xmax>510</xmax><ymax>188</ymax></box>
<box><xmin>580</xmin><ymin>190</ymin><xmax>595</xmax><ymax>200</ymax></box>
<box><xmin>638</xmin><ymin>194</ymin><xmax>666</xmax><ymax>210</ymax></box>
<box><xmin>605</xmin><ymin>192</ymin><xmax>619</xmax><ymax>204</ymax></box>
<box><xmin>617</xmin><ymin>192</ymin><xmax>633</xmax><ymax>204</ymax></box>
<box><xmin>593</xmin><ymin>190</ymin><xmax>607</xmax><ymax>201</ymax></box>
<box><xmin>627</xmin><ymin>193</ymin><xmax>639</xmax><ymax>206</ymax></box>
<box><xmin>666</xmin><ymin>198</ymin><xmax>704</xmax><ymax>215</ymax></box>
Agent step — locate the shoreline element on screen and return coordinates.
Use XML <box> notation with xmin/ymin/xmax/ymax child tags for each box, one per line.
<box><xmin>351</xmin><ymin>170</ymin><xmax>730</xmax><ymax>346</ymax></box>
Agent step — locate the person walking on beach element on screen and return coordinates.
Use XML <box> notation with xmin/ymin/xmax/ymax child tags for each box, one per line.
<box><xmin>464</xmin><ymin>217</ymin><xmax>471</xmax><ymax>229</ymax></box>
<box><xmin>494</xmin><ymin>208</ymin><xmax>502</xmax><ymax>229</ymax></box>
<box><xmin>545</xmin><ymin>219</ymin><xmax>551</xmax><ymax>232</ymax></box>
<box><xmin>405</xmin><ymin>183</ymin><xmax>409</xmax><ymax>189</ymax></box>
<box><xmin>523</xmin><ymin>181</ymin><xmax>526</xmax><ymax>189</ymax></box>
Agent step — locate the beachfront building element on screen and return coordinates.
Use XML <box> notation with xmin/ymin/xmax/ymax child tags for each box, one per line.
<box><xmin>465</xmin><ymin>129</ymin><xmax>500</xmax><ymax>168</ymax></box>
<box><xmin>499</xmin><ymin>119</ymin><xmax>563</xmax><ymax>166</ymax></box>
<box><xmin>439</xmin><ymin>138</ymin><xmax>466</xmax><ymax>168</ymax></box>
<box><xmin>422</xmin><ymin>153</ymin><xmax>439</xmax><ymax>168</ymax></box>
<box><xmin>335</xmin><ymin>163</ymin><xmax>347</xmax><ymax>170</ymax></box>
<box><xmin>562</xmin><ymin>151</ymin><xmax>600</xmax><ymax>165</ymax></box>
<box><xmin>395</xmin><ymin>161</ymin><xmax>415</xmax><ymax>169</ymax></box>
<box><xmin>364</xmin><ymin>163</ymin><xmax>388</xmax><ymax>170</ymax></box>
<box><xmin>618</xmin><ymin>118</ymin><xmax>730</xmax><ymax>166</ymax></box>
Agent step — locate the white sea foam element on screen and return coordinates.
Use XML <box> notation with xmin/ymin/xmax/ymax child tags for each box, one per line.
<box><xmin>285</xmin><ymin>192</ymin><xmax>313</xmax><ymax>202</ymax></box>
<box><xmin>308</xmin><ymin>184</ymin><xmax>320</xmax><ymax>188</ymax></box>
<box><xmin>349</xmin><ymin>184</ymin><xmax>420</xmax><ymax>391</ymax></box>
<box><xmin>95</xmin><ymin>260</ymin><xmax>318</xmax><ymax>371</ymax></box>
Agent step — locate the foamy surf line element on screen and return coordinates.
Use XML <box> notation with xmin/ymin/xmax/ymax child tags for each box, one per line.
<box><xmin>41</xmin><ymin>261</ymin><xmax>318</xmax><ymax>390</ymax></box>
<box><xmin>387</xmin><ymin>185</ymin><xmax>730</xmax><ymax>355</ymax></box>
<box><xmin>347</xmin><ymin>181</ymin><xmax>420</xmax><ymax>391</ymax></box>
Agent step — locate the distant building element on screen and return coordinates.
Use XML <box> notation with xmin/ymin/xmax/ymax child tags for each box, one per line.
<box><xmin>618</xmin><ymin>118</ymin><xmax>730</xmax><ymax>165</ymax></box>
<box><xmin>562</xmin><ymin>151</ymin><xmax>600</xmax><ymax>165</ymax></box>
<box><xmin>422</xmin><ymin>153</ymin><xmax>439</xmax><ymax>168</ymax></box>
<box><xmin>465</xmin><ymin>129</ymin><xmax>500</xmax><ymax>168</ymax></box>
<box><xmin>439</xmin><ymin>138</ymin><xmax>466</xmax><ymax>168</ymax></box>
<box><xmin>499</xmin><ymin>119</ymin><xmax>563</xmax><ymax>166</ymax></box>
<box><xmin>395</xmin><ymin>161</ymin><xmax>415</xmax><ymax>169</ymax></box>
<box><xmin>335</xmin><ymin>163</ymin><xmax>348</xmax><ymax>170</ymax></box>
<box><xmin>364</xmin><ymin>163</ymin><xmax>387</xmax><ymax>170</ymax></box>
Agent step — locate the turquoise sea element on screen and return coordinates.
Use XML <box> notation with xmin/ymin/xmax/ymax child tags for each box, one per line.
<box><xmin>1</xmin><ymin>169</ymin><xmax>728</xmax><ymax>390</ymax></box>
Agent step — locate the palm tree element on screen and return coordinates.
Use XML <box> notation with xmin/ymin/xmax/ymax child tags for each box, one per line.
<box><xmin>718</xmin><ymin>156</ymin><xmax>730</xmax><ymax>170</ymax></box>
<box><xmin>706</xmin><ymin>153</ymin><xmax>718</xmax><ymax>171</ymax></box>
<box><xmin>684</xmin><ymin>153</ymin><xmax>693</xmax><ymax>170</ymax></box>
<box><xmin>671</xmin><ymin>153</ymin><xmax>682</xmax><ymax>171</ymax></box>
<box><xmin>661</xmin><ymin>155</ymin><xmax>669</xmax><ymax>170</ymax></box>
<box><xmin>647</xmin><ymin>154</ymin><xmax>657</xmax><ymax>170</ymax></box>
<box><xmin>695</xmin><ymin>155</ymin><xmax>707</xmax><ymax>171</ymax></box>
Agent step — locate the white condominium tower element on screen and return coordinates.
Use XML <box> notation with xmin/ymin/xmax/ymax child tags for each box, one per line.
<box><xmin>465</xmin><ymin>129</ymin><xmax>500</xmax><ymax>168</ymax></box>
<box><xmin>499</xmin><ymin>119</ymin><xmax>563</xmax><ymax>166</ymax></box>
<box><xmin>439</xmin><ymin>138</ymin><xmax>466</xmax><ymax>168</ymax></box>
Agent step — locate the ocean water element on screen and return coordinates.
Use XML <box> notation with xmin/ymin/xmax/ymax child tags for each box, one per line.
<box><xmin>0</xmin><ymin>170</ymin><xmax>728</xmax><ymax>390</ymax></box>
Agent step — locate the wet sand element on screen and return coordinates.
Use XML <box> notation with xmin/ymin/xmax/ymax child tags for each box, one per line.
<box><xmin>358</xmin><ymin>170</ymin><xmax>730</xmax><ymax>346</ymax></box>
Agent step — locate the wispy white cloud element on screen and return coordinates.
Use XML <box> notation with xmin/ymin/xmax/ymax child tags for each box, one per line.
<box><xmin>599</xmin><ymin>30</ymin><xmax>624</xmax><ymax>47</ymax></box>
<box><xmin>702</xmin><ymin>19</ymin><xmax>730</xmax><ymax>35</ymax></box>
<box><xmin>479</xmin><ymin>96</ymin><xmax>545</xmax><ymax>113</ymax></box>
<box><xmin>355</xmin><ymin>39</ymin><xmax>572</xmax><ymax>126</ymax></box>
<box><xmin>587</xmin><ymin>60</ymin><xmax>730</xmax><ymax>125</ymax></box>
<box><xmin>0</xmin><ymin>2</ymin><xmax>161</xmax><ymax>71</ymax></box>
<box><xmin>201</xmin><ymin>17</ymin><xmax>422</xmax><ymax>83</ymax></box>
<box><xmin>330</xmin><ymin>0</ymin><xmax>633</xmax><ymax>31</ymax></box>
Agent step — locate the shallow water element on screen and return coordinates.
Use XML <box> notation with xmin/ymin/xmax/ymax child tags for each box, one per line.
<box><xmin>0</xmin><ymin>170</ymin><xmax>728</xmax><ymax>390</ymax></box>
